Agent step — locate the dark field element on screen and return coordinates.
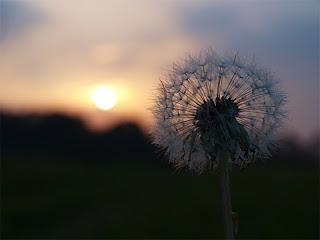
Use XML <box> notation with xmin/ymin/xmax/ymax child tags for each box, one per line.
<box><xmin>1</xmin><ymin>113</ymin><xmax>319</xmax><ymax>239</ymax></box>
<box><xmin>2</xmin><ymin>155</ymin><xmax>318</xmax><ymax>239</ymax></box>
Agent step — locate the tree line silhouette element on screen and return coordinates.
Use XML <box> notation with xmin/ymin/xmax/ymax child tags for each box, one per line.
<box><xmin>1</xmin><ymin>112</ymin><xmax>318</xmax><ymax>168</ymax></box>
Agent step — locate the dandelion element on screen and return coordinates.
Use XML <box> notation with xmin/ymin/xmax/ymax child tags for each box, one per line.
<box><xmin>151</xmin><ymin>49</ymin><xmax>286</xmax><ymax>239</ymax></box>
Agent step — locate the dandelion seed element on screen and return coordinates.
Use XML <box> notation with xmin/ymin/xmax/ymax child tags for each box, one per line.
<box><xmin>152</xmin><ymin>50</ymin><xmax>286</xmax><ymax>172</ymax></box>
<box><xmin>151</xmin><ymin>49</ymin><xmax>286</xmax><ymax>239</ymax></box>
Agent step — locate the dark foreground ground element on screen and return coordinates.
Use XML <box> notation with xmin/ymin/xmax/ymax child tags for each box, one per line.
<box><xmin>1</xmin><ymin>113</ymin><xmax>319</xmax><ymax>239</ymax></box>
<box><xmin>2</xmin><ymin>154</ymin><xmax>318</xmax><ymax>239</ymax></box>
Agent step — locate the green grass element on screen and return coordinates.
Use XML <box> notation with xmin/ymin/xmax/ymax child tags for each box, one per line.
<box><xmin>2</xmin><ymin>155</ymin><xmax>319</xmax><ymax>239</ymax></box>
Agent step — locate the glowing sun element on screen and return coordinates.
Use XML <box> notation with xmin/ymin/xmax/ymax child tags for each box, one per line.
<box><xmin>92</xmin><ymin>86</ymin><xmax>117</xmax><ymax>111</ymax></box>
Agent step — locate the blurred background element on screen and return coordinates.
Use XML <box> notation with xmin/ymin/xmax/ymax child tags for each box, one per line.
<box><xmin>0</xmin><ymin>0</ymin><xmax>319</xmax><ymax>239</ymax></box>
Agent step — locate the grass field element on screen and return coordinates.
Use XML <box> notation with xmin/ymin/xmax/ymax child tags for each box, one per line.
<box><xmin>2</xmin><ymin>155</ymin><xmax>319</xmax><ymax>239</ymax></box>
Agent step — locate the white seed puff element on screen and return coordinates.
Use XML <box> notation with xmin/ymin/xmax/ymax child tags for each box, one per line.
<box><xmin>152</xmin><ymin>50</ymin><xmax>286</xmax><ymax>173</ymax></box>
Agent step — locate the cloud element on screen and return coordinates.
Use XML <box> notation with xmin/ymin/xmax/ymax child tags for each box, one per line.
<box><xmin>0</xmin><ymin>0</ymin><xmax>47</xmax><ymax>41</ymax></box>
<box><xmin>175</xmin><ymin>1</ymin><xmax>318</xmax><ymax>52</ymax></box>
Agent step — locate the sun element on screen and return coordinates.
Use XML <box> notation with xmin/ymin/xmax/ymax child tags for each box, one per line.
<box><xmin>92</xmin><ymin>86</ymin><xmax>117</xmax><ymax>111</ymax></box>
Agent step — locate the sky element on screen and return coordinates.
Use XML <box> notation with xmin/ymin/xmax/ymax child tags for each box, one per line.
<box><xmin>0</xmin><ymin>0</ymin><xmax>319</xmax><ymax>137</ymax></box>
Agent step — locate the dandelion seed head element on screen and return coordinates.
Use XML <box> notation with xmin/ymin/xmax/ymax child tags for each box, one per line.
<box><xmin>152</xmin><ymin>50</ymin><xmax>286</xmax><ymax>173</ymax></box>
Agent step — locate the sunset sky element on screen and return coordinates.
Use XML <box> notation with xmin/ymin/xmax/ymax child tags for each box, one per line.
<box><xmin>0</xmin><ymin>0</ymin><xmax>319</xmax><ymax>137</ymax></box>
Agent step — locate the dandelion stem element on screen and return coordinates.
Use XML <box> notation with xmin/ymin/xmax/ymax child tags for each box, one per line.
<box><xmin>218</xmin><ymin>151</ymin><xmax>234</xmax><ymax>239</ymax></box>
